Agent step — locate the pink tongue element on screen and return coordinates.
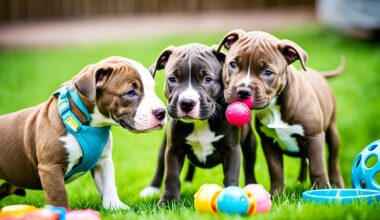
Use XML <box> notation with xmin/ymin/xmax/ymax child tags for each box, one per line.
<box><xmin>242</xmin><ymin>97</ymin><xmax>254</xmax><ymax>108</ymax></box>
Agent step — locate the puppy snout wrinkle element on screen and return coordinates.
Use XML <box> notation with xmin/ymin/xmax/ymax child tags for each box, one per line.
<box><xmin>236</xmin><ymin>87</ymin><xmax>252</xmax><ymax>100</ymax></box>
<box><xmin>179</xmin><ymin>98</ymin><xmax>196</xmax><ymax>113</ymax></box>
<box><xmin>152</xmin><ymin>108</ymin><xmax>166</xmax><ymax>121</ymax></box>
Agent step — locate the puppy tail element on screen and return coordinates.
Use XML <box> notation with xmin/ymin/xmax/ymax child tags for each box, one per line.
<box><xmin>320</xmin><ymin>56</ymin><xmax>346</xmax><ymax>78</ymax></box>
<box><xmin>0</xmin><ymin>183</ymin><xmax>26</xmax><ymax>200</ymax></box>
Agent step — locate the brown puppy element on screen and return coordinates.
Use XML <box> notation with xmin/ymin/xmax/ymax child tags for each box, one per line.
<box><xmin>217</xmin><ymin>30</ymin><xmax>345</xmax><ymax>193</ymax></box>
<box><xmin>0</xmin><ymin>56</ymin><xmax>166</xmax><ymax>208</ymax></box>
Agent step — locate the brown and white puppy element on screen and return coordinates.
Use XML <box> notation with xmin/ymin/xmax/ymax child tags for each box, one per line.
<box><xmin>143</xmin><ymin>44</ymin><xmax>256</xmax><ymax>204</ymax></box>
<box><xmin>217</xmin><ymin>30</ymin><xmax>345</xmax><ymax>193</ymax></box>
<box><xmin>0</xmin><ymin>56</ymin><xmax>166</xmax><ymax>209</ymax></box>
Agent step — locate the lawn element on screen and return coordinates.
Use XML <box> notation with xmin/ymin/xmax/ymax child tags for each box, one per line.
<box><xmin>0</xmin><ymin>26</ymin><xmax>380</xmax><ymax>219</ymax></box>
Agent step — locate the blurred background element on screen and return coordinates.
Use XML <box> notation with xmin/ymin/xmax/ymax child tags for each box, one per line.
<box><xmin>0</xmin><ymin>0</ymin><xmax>380</xmax><ymax>218</ymax></box>
<box><xmin>1</xmin><ymin>0</ymin><xmax>379</xmax><ymax>48</ymax></box>
<box><xmin>0</xmin><ymin>0</ymin><xmax>316</xmax><ymax>48</ymax></box>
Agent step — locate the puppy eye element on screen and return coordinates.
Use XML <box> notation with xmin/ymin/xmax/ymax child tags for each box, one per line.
<box><xmin>168</xmin><ymin>75</ymin><xmax>177</xmax><ymax>84</ymax></box>
<box><xmin>125</xmin><ymin>89</ymin><xmax>137</xmax><ymax>97</ymax></box>
<box><xmin>203</xmin><ymin>75</ymin><xmax>213</xmax><ymax>84</ymax></box>
<box><xmin>262</xmin><ymin>69</ymin><xmax>274</xmax><ymax>78</ymax></box>
<box><xmin>229</xmin><ymin>61</ymin><xmax>237</xmax><ymax>70</ymax></box>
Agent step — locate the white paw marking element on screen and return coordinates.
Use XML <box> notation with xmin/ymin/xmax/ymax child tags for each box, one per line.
<box><xmin>139</xmin><ymin>186</ymin><xmax>160</xmax><ymax>198</ymax></box>
<box><xmin>103</xmin><ymin>199</ymin><xmax>130</xmax><ymax>210</ymax></box>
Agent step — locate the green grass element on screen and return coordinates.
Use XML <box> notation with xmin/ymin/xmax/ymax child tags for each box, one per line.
<box><xmin>1</xmin><ymin>26</ymin><xmax>380</xmax><ymax>219</ymax></box>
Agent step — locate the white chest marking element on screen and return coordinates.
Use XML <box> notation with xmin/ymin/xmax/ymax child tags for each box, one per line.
<box><xmin>60</xmin><ymin>134</ymin><xmax>82</xmax><ymax>173</ymax></box>
<box><xmin>59</xmin><ymin>131</ymin><xmax>112</xmax><ymax>182</ymax></box>
<box><xmin>186</xmin><ymin>121</ymin><xmax>224</xmax><ymax>163</ymax></box>
<box><xmin>257</xmin><ymin>99</ymin><xmax>304</xmax><ymax>153</ymax></box>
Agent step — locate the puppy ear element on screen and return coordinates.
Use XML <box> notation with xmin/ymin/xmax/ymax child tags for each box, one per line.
<box><xmin>217</xmin><ymin>29</ymin><xmax>245</xmax><ymax>52</ymax></box>
<box><xmin>150</xmin><ymin>46</ymin><xmax>175</xmax><ymax>78</ymax></box>
<box><xmin>74</xmin><ymin>64</ymin><xmax>113</xmax><ymax>101</ymax></box>
<box><xmin>210</xmin><ymin>45</ymin><xmax>226</xmax><ymax>65</ymax></box>
<box><xmin>278</xmin><ymin>39</ymin><xmax>308</xmax><ymax>71</ymax></box>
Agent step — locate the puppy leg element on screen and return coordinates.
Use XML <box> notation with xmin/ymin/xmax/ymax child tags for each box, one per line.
<box><xmin>184</xmin><ymin>163</ymin><xmax>196</xmax><ymax>183</ymax></box>
<box><xmin>326</xmin><ymin>122</ymin><xmax>344</xmax><ymax>188</ymax></box>
<box><xmin>92</xmin><ymin>135</ymin><xmax>128</xmax><ymax>210</ymax></box>
<box><xmin>261</xmin><ymin>139</ymin><xmax>285</xmax><ymax>194</ymax></box>
<box><xmin>140</xmin><ymin>137</ymin><xmax>166</xmax><ymax>197</ymax></box>
<box><xmin>220</xmin><ymin>145</ymin><xmax>241</xmax><ymax>186</ymax></box>
<box><xmin>298</xmin><ymin>157</ymin><xmax>308</xmax><ymax>183</ymax></box>
<box><xmin>240</xmin><ymin>124</ymin><xmax>257</xmax><ymax>184</ymax></box>
<box><xmin>0</xmin><ymin>183</ymin><xmax>26</xmax><ymax>199</ymax></box>
<box><xmin>92</xmin><ymin>157</ymin><xmax>128</xmax><ymax>210</ymax></box>
<box><xmin>159</xmin><ymin>146</ymin><xmax>185</xmax><ymax>205</ymax></box>
<box><xmin>38</xmin><ymin>164</ymin><xmax>68</xmax><ymax>207</ymax></box>
<box><xmin>256</xmin><ymin>120</ymin><xmax>285</xmax><ymax>194</ymax></box>
<box><xmin>306</xmin><ymin>133</ymin><xmax>331</xmax><ymax>189</ymax></box>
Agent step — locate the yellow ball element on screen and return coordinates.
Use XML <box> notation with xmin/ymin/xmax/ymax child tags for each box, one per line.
<box><xmin>0</xmin><ymin>204</ymin><xmax>37</xmax><ymax>217</ymax></box>
<box><xmin>194</xmin><ymin>184</ymin><xmax>222</xmax><ymax>214</ymax></box>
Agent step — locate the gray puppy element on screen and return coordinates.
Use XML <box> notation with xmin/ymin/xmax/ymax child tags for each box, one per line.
<box><xmin>144</xmin><ymin>43</ymin><xmax>257</xmax><ymax>204</ymax></box>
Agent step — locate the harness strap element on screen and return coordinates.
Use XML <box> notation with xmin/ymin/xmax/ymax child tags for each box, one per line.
<box><xmin>55</xmin><ymin>86</ymin><xmax>110</xmax><ymax>180</ymax></box>
<box><xmin>70</xmin><ymin>89</ymin><xmax>92</xmax><ymax>122</ymax></box>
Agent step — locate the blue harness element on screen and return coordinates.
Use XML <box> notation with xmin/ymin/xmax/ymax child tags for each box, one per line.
<box><xmin>55</xmin><ymin>86</ymin><xmax>110</xmax><ymax>180</ymax></box>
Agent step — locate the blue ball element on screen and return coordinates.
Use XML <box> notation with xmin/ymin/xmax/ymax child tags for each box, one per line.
<box><xmin>216</xmin><ymin>186</ymin><xmax>249</xmax><ymax>215</ymax></box>
<box><xmin>44</xmin><ymin>205</ymin><xmax>67</xmax><ymax>220</ymax></box>
<box><xmin>352</xmin><ymin>140</ymin><xmax>380</xmax><ymax>190</ymax></box>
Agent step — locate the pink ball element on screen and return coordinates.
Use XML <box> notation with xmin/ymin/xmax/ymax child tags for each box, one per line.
<box><xmin>225</xmin><ymin>102</ymin><xmax>251</xmax><ymax>126</ymax></box>
<box><xmin>242</xmin><ymin>98</ymin><xmax>254</xmax><ymax>109</ymax></box>
<box><xmin>243</xmin><ymin>184</ymin><xmax>272</xmax><ymax>213</ymax></box>
<box><xmin>65</xmin><ymin>209</ymin><xmax>100</xmax><ymax>220</ymax></box>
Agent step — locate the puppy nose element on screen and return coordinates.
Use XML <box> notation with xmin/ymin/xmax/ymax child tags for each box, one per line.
<box><xmin>179</xmin><ymin>99</ymin><xmax>196</xmax><ymax>113</ymax></box>
<box><xmin>236</xmin><ymin>87</ymin><xmax>252</xmax><ymax>100</ymax></box>
<box><xmin>152</xmin><ymin>108</ymin><xmax>166</xmax><ymax>121</ymax></box>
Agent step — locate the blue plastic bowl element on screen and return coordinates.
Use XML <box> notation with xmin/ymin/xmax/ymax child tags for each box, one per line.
<box><xmin>302</xmin><ymin>189</ymin><xmax>380</xmax><ymax>204</ymax></box>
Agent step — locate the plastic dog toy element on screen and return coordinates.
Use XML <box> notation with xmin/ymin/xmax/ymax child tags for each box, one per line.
<box><xmin>65</xmin><ymin>209</ymin><xmax>100</xmax><ymax>220</ymax></box>
<box><xmin>0</xmin><ymin>204</ymin><xmax>38</xmax><ymax>217</ymax></box>
<box><xmin>302</xmin><ymin>188</ymin><xmax>380</xmax><ymax>204</ymax></box>
<box><xmin>352</xmin><ymin>139</ymin><xmax>380</xmax><ymax>190</ymax></box>
<box><xmin>243</xmin><ymin>184</ymin><xmax>272</xmax><ymax>213</ymax></box>
<box><xmin>225</xmin><ymin>102</ymin><xmax>251</xmax><ymax>126</ymax></box>
<box><xmin>217</xmin><ymin>186</ymin><xmax>252</xmax><ymax>215</ymax></box>
<box><xmin>241</xmin><ymin>97</ymin><xmax>254</xmax><ymax>108</ymax></box>
<box><xmin>194</xmin><ymin>183</ymin><xmax>222</xmax><ymax>214</ymax></box>
<box><xmin>194</xmin><ymin>183</ymin><xmax>270</xmax><ymax>216</ymax></box>
<box><xmin>303</xmin><ymin>139</ymin><xmax>380</xmax><ymax>204</ymax></box>
<box><xmin>0</xmin><ymin>205</ymin><xmax>99</xmax><ymax>220</ymax></box>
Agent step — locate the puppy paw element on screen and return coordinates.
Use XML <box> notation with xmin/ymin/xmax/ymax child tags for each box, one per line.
<box><xmin>103</xmin><ymin>199</ymin><xmax>130</xmax><ymax>210</ymax></box>
<box><xmin>311</xmin><ymin>181</ymin><xmax>331</xmax><ymax>190</ymax></box>
<box><xmin>270</xmin><ymin>185</ymin><xmax>285</xmax><ymax>196</ymax></box>
<box><xmin>157</xmin><ymin>196</ymin><xmax>179</xmax><ymax>206</ymax></box>
<box><xmin>139</xmin><ymin>186</ymin><xmax>160</xmax><ymax>198</ymax></box>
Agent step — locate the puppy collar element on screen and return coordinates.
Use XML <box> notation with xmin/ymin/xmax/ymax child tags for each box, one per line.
<box><xmin>55</xmin><ymin>86</ymin><xmax>110</xmax><ymax>180</ymax></box>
